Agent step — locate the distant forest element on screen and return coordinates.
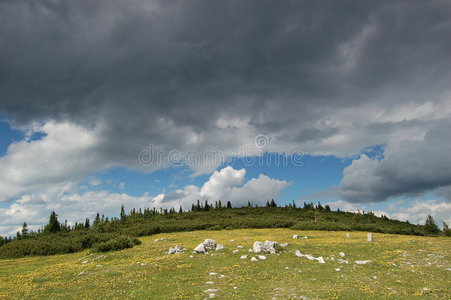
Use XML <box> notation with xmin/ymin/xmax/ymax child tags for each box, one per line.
<box><xmin>1</xmin><ymin>200</ymin><xmax>449</xmax><ymax>259</ymax></box>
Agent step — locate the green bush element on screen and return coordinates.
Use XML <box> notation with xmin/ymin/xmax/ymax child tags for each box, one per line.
<box><xmin>93</xmin><ymin>236</ymin><xmax>141</xmax><ymax>252</ymax></box>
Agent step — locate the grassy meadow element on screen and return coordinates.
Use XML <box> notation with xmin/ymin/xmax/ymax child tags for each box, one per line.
<box><xmin>0</xmin><ymin>229</ymin><xmax>450</xmax><ymax>299</ymax></box>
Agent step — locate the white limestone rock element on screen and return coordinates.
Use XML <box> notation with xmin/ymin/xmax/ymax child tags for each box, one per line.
<box><xmin>168</xmin><ymin>245</ymin><xmax>183</xmax><ymax>255</ymax></box>
<box><xmin>293</xmin><ymin>234</ymin><xmax>299</xmax><ymax>239</ymax></box>
<box><xmin>194</xmin><ymin>243</ymin><xmax>206</xmax><ymax>253</ymax></box>
<box><xmin>253</xmin><ymin>240</ymin><xmax>279</xmax><ymax>254</ymax></box>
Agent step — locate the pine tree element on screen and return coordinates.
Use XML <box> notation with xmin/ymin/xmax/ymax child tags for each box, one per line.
<box><xmin>191</xmin><ymin>204</ymin><xmax>195</xmax><ymax>212</ymax></box>
<box><xmin>424</xmin><ymin>215</ymin><xmax>440</xmax><ymax>233</ymax></box>
<box><xmin>21</xmin><ymin>222</ymin><xmax>29</xmax><ymax>238</ymax></box>
<box><xmin>179</xmin><ymin>206</ymin><xmax>183</xmax><ymax>214</ymax></box>
<box><xmin>292</xmin><ymin>200</ymin><xmax>297</xmax><ymax>209</ymax></box>
<box><xmin>324</xmin><ymin>204</ymin><xmax>331</xmax><ymax>212</ymax></box>
<box><xmin>44</xmin><ymin>211</ymin><xmax>61</xmax><ymax>233</ymax></box>
<box><xmin>270</xmin><ymin>199</ymin><xmax>277</xmax><ymax>207</ymax></box>
<box><xmin>442</xmin><ymin>222</ymin><xmax>451</xmax><ymax>236</ymax></box>
<box><xmin>226</xmin><ymin>201</ymin><xmax>232</xmax><ymax>209</ymax></box>
<box><xmin>120</xmin><ymin>205</ymin><xmax>126</xmax><ymax>220</ymax></box>
<box><xmin>93</xmin><ymin>213</ymin><xmax>101</xmax><ymax>227</ymax></box>
<box><xmin>218</xmin><ymin>200</ymin><xmax>222</xmax><ymax>209</ymax></box>
<box><xmin>84</xmin><ymin>218</ymin><xmax>90</xmax><ymax>228</ymax></box>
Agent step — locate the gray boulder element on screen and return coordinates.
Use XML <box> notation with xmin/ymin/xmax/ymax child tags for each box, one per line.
<box><xmin>253</xmin><ymin>240</ymin><xmax>279</xmax><ymax>254</ymax></box>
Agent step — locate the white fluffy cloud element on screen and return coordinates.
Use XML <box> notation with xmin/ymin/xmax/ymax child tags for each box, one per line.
<box><xmin>0</xmin><ymin>166</ymin><xmax>288</xmax><ymax>236</ymax></box>
<box><xmin>152</xmin><ymin>166</ymin><xmax>289</xmax><ymax>210</ymax></box>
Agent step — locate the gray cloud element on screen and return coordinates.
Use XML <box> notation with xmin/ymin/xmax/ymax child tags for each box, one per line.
<box><xmin>339</xmin><ymin>119</ymin><xmax>451</xmax><ymax>202</ymax></box>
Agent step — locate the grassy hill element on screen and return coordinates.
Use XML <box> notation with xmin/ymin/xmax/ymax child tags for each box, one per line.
<box><xmin>0</xmin><ymin>229</ymin><xmax>450</xmax><ymax>299</ymax></box>
<box><xmin>0</xmin><ymin>204</ymin><xmax>442</xmax><ymax>259</ymax></box>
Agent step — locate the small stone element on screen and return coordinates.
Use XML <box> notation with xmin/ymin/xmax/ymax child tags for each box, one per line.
<box><xmin>81</xmin><ymin>261</ymin><xmax>88</xmax><ymax>264</ymax></box>
<box><xmin>251</xmin><ymin>257</ymin><xmax>258</xmax><ymax>262</ymax></box>
<box><xmin>232</xmin><ymin>250</ymin><xmax>239</xmax><ymax>254</ymax></box>
<box><xmin>233</xmin><ymin>287</ymin><xmax>238</xmax><ymax>290</ymax></box>
<box><xmin>285</xmin><ymin>267</ymin><xmax>289</xmax><ymax>270</ymax></box>
<box><xmin>355</xmin><ymin>260</ymin><xmax>372</xmax><ymax>265</ymax></box>
<box><xmin>258</xmin><ymin>255</ymin><xmax>267</xmax><ymax>260</ymax></box>
<box><xmin>339</xmin><ymin>252</ymin><xmax>345</xmax><ymax>257</ymax></box>
<box><xmin>280</xmin><ymin>243</ymin><xmax>289</xmax><ymax>247</ymax></box>
<box><xmin>237</xmin><ymin>245</ymin><xmax>243</xmax><ymax>249</ymax></box>
<box><xmin>209</xmin><ymin>272</ymin><xmax>217</xmax><ymax>276</ymax></box>
<box><xmin>205</xmin><ymin>289</ymin><xmax>217</xmax><ymax>293</ymax></box>
<box><xmin>206</xmin><ymin>281</ymin><xmax>214</xmax><ymax>284</ymax></box>
<box><xmin>345</xmin><ymin>233</ymin><xmax>350</xmax><ymax>238</ymax></box>
<box><xmin>240</xmin><ymin>255</ymin><xmax>248</xmax><ymax>260</ymax></box>
<box><xmin>367</xmin><ymin>233</ymin><xmax>373</xmax><ymax>242</ymax></box>
<box><xmin>219</xmin><ymin>275</ymin><xmax>225</xmax><ymax>278</ymax></box>
<box><xmin>293</xmin><ymin>234</ymin><xmax>299</xmax><ymax>239</ymax></box>
<box><xmin>230</xmin><ymin>239</ymin><xmax>235</xmax><ymax>242</ymax></box>
<box><xmin>189</xmin><ymin>255</ymin><xmax>194</xmax><ymax>258</ymax></box>
<box><xmin>335</xmin><ymin>268</ymin><xmax>341</xmax><ymax>272</ymax></box>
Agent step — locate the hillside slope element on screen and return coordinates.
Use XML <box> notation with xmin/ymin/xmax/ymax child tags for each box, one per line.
<box><xmin>0</xmin><ymin>229</ymin><xmax>450</xmax><ymax>299</ymax></box>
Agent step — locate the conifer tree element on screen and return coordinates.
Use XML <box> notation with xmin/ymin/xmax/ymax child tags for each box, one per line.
<box><xmin>226</xmin><ymin>201</ymin><xmax>232</xmax><ymax>209</ymax></box>
<box><xmin>21</xmin><ymin>222</ymin><xmax>29</xmax><ymax>238</ymax></box>
<box><xmin>424</xmin><ymin>215</ymin><xmax>439</xmax><ymax>233</ymax></box>
<box><xmin>44</xmin><ymin>211</ymin><xmax>61</xmax><ymax>233</ymax></box>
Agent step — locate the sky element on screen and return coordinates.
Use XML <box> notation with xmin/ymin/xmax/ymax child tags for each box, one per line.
<box><xmin>0</xmin><ymin>0</ymin><xmax>451</xmax><ymax>236</ymax></box>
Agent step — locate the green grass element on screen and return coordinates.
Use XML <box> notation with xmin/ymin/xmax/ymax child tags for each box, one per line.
<box><xmin>0</xmin><ymin>229</ymin><xmax>450</xmax><ymax>299</ymax></box>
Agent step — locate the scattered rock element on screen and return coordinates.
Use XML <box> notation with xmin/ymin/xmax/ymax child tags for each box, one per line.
<box><xmin>229</xmin><ymin>239</ymin><xmax>235</xmax><ymax>242</ymax></box>
<box><xmin>248</xmin><ymin>249</ymin><xmax>254</xmax><ymax>252</ymax></box>
<box><xmin>237</xmin><ymin>245</ymin><xmax>243</xmax><ymax>249</ymax></box>
<box><xmin>81</xmin><ymin>260</ymin><xmax>88</xmax><ymax>264</ymax></box>
<box><xmin>232</xmin><ymin>250</ymin><xmax>239</xmax><ymax>254</ymax></box>
<box><xmin>295</xmin><ymin>250</ymin><xmax>326</xmax><ymax>264</ymax></box>
<box><xmin>205</xmin><ymin>289</ymin><xmax>217</xmax><ymax>293</ymax></box>
<box><xmin>168</xmin><ymin>245</ymin><xmax>183</xmax><ymax>255</ymax></box>
<box><xmin>253</xmin><ymin>240</ymin><xmax>279</xmax><ymax>254</ymax></box>
<box><xmin>194</xmin><ymin>239</ymin><xmax>225</xmax><ymax>253</ymax></box>
<box><xmin>206</xmin><ymin>281</ymin><xmax>215</xmax><ymax>284</ymax></box>
<box><xmin>78</xmin><ymin>271</ymin><xmax>86</xmax><ymax>276</ymax></box>
<box><xmin>345</xmin><ymin>233</ymin><xmax>350</xmax><ymax>238</ymax></box>
<box><xmin>194</xmin><ymin>243</ymin><xmax>206</xmax><ymax>253</ymax></box>
<box><xmin>304</xmin><ymin>236</ymin><xmax>308</xmax><ymax>239</ymax></box>
<box><xmin>339</xmin><ymin>252</ymin><xmax>345</xmax><ymax>257</ymax></box>
<box><xmin>233</xmin><ymin>286</ymin><xmax>238</xmax><ymax>290</ymax></box>
<box><xmin>189</xmin><ymin>255</ymin><xmax>194</xmax><ymax>258</ymax></box>
<box><xmin>285</xmin><ymin>267</ymin><xmax>289</xmax><ymax>270</ymax></box>
<box><xmin>355</xmin><ymin>260</ymin><xmax>372</xmax><ymax>265</ymax></box>
<box><xmin>154</xmin><ymin>238</ymin><xmax>166</xmax><ymax>242</ymax></box>
<box><xmin>250</xmin><ymin>257</ymin><xmax>258</xmax><ymax>262</ymax></box>
<box><xmin>209</xmin><ymin>272</ymin><xmax>217</xmax><ymax>276</ymax></box>
<box><xmin>258</xmin><ymin>255</ymin><xmax>267</xmax><ymax>260</ymax></box>
<box><xmin>293</xmin><ymin>234</ymin><xmax>299</xmax><ymax>239</ymax></box>
<box><xmin>367</xmin><ymin>233</ymin><xmax>373</xmax><ymax>242</ymax></box>
<box><xmin>280</xmin><ymin>243</ymin><xmax>289</xmax><ymax>247</ymax></box>
<box><xmin>240</xmin><ymin>255</ymin><xmax>248</xmax><ymax>260</ymax></box>
<box><xmin>335</xmin><ymin>268</ymin><xmax>341</xmax><ymax>272</ymax></box>
<box><xmin>219</xmin><ymin>275</ymin><xmax>225</xmax><ymax>278</ymax></box>
<box><xmin>203</xmin><ymin>239</ymin><xmax>218</xmax><ymax>250</ymax></box>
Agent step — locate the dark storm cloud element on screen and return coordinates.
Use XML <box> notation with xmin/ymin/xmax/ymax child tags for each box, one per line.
<box><xmin>0</xmin><ymin>0</ymin><xmax>450</xmax><ymax>125</ymax></box>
